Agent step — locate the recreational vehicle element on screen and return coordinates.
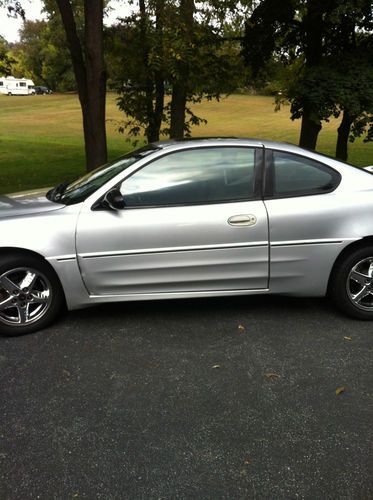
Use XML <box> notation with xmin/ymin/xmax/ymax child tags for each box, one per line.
<box><xmin>0</xmin><ymin>76</ymin><xmax>35</xmax><ymax>96</ymax></box>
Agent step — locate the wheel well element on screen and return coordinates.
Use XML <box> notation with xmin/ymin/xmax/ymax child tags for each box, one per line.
<box><xmin>0</xmin><ymin>247</ymin><xmax>67</xmax><ymax>304</ymax></box>
<box><xmin>327</xmin><ymin>236</ymin><xmax>373</xmax><ymax>293</ymax></box>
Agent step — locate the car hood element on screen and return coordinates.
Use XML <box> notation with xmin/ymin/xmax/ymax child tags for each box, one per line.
<box><xmin>0</xmin><ymin>188</ymin><xmax>64</xmax><ymax>219</ymax></box>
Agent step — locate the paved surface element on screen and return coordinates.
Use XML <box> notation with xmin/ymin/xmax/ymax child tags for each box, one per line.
<box><xmin>0</xmin><ymin>295</ymin><xmax>372</xmax><ymax>499</ymax></box>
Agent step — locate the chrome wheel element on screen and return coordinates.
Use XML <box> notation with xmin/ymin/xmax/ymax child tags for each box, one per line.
<box><xmin>0</xmin><ymin>267</ymin><xmax>52</xmax><ymax>326</ymax></box>
<box><xmin>346</xmin><ymin>257</ymin><xmax>373</xmax><ymax>311</ymax></box>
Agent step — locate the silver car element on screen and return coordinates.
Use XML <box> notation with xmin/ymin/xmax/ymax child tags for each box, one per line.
<box><xmin>1</xmin><ymin>138</ymin><xmax>373</xmax><ymax>336</ymax></box>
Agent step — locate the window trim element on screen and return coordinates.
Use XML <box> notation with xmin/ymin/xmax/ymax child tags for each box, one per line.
<box><xmin>264</xmin><ymin>149</ymin><xmax>341</xmax><ymax>199</ymax></box>
<box><xmin>106</xmin><ymin>145</ymin><xmax>263</xmax><ymax>210</ymax></box>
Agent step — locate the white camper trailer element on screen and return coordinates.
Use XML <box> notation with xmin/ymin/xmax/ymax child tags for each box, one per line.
<box><xmin>0</xmin><ymin>76</ymin><xmax>35</xmax><ymax>95</ymax></box>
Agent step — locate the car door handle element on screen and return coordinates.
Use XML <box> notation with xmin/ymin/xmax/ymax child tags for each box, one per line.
<box><xmin>228</xmin><ymin>214</ymin><xmax>257</xmax><ymax>226</ymax></box>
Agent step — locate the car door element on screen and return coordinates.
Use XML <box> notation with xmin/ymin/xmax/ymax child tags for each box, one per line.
<box><xmin>76</xmin><ymin>146</ymin><xmax>269</xmax><ymax>296</ymax></box>
<box><xmin>263</xmin><ymin>148</ymin><xmax>344</xmax><ymax>295</ymax></box>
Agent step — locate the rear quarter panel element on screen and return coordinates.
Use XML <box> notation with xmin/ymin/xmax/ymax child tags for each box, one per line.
<box><xmin>265</xmin><ymin>151</ymin><xmax>373</xmax><ymax>296</ymax></box>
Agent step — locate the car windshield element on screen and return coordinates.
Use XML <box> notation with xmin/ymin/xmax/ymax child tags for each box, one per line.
<box><xmin>48</xmin><ymin>145</ymin><xmax>159</xmax><ymax>205</ymax></box>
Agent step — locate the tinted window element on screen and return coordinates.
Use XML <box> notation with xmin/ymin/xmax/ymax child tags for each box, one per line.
<box><xmin>120</xmin><ymin>147</ymin><xmax>256</xmax><ymax>207</ymax></box>
<box><xmin>273</xmin><ymin>151</ymin><xmax>339</xmax><ymax>196</ymax></box>
<box><xmin>20</xmin><ymin>82</ymin><xmax>26</xmax><ymax>87</ymax></box>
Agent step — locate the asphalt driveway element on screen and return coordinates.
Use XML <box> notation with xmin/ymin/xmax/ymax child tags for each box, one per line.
<box><xmin>1</xmin><ymin>295</ymin><xmax>372</xmax><ymax>499</ymax></box>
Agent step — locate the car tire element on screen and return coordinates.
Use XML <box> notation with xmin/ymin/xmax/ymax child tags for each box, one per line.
<box><xmin>7</xmin><ymin>92</ymin><xmax>12</xmax><ymax>96</ymax></box>
<box><xmin>0</xmin><ymin>254</ymin><xmax>65</xmax><ymax>336</ymax></box>
<box><xmin>329</xmin><ymin>245</ymin><xmax>373</xmax><ymax>320</ymax></box>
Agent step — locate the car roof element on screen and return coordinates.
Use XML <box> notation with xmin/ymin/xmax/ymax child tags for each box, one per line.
<box><xmin>153</xmin><ymin>137</ymin><xmax>305</xmax><ymax>154</ymax></box>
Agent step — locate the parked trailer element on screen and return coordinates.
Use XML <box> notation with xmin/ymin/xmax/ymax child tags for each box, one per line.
<box><xmin>0</xmin><ymin>76</ymin><xmax>35</xmax><ymax>95</ymax></box>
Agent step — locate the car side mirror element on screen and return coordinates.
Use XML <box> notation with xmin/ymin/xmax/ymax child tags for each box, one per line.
<box><xmin>103</xmin><ymin>188</ymin><xmax>126</xmax><ymax>210</ymax></box>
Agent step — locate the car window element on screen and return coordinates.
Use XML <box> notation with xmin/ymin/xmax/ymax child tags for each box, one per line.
<box><xmin>272</xmin><ymin>151</ymin><xmax>340</xmax><ymax>197</ymax></box>
<box><xmin>120</xmin><ymin>147</ymin><xmax>256</xmax><ymax>207</ymax></box>
<box><xmin>57</xmin><ymin>145</ymin><xmax>160</xmax><ymax>205</ymax></box>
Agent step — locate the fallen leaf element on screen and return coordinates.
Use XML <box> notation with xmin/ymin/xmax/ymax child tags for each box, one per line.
<box><xmin>244</xmin><ymin>457</ymin><xmax>252</xmax><ymax>465</ymax></box>
<box><xmin>238</xmin><ymin>324</ymin><xmax>245</xmax><ymax>331</ymax></box>
<box><xmin>264</xmin><ymin>372</ymin><xmax>280</xmax><ymax>380</ymax></box>
<box><xmin>62</xmin><ymin>369</ymin><xmax>71</xmax><ymax>378</ymax></box>
<box><xmin>343</xmin><ymin>336</ymin><xmax>352</xmax><ymax>341</ymax></box>
<box><xmin>335</xmin><ymin>386</ymin><xmax>346</xmax><ymax>395</ymax></box>
<box><xmin>212</xmin><ymin>364</ymin><xmax>221</xmax><ymax>369</ymax></box>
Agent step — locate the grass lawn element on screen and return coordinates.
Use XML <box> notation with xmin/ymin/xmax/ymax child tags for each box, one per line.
<box><xmin>0</xmin><ymin>92</ymin><xmax>372</xmax><ymax>194</ymax></box>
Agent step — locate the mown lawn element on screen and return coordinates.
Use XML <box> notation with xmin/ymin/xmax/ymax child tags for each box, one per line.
<box><xmin>0</xmin><ymin>92</ymin><xmax>372</xmax><ymax>194</ymax></box>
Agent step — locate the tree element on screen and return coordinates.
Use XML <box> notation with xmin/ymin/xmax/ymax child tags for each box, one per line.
<box><xmin>0</xmin><ymin>35</ymin><xmax>14</xmax><ymax>75</ymax></box>
<box><xmin>0</xmin><ymin>1</ymin><xmax>23</xmax><ymax>74</ymax></box>
<box><xmin>169</xmin><ymin>0</ymin><xmax>194</xmax><ymax>138</ymax></box>
<box><xmin>9</xmin><ymin>19</ymin><xmax>75</xmax><ymax>90</ymax></box>
<box><xmin>53</xmin><ymin>0</ymin><xmax>107</xmax><ymax>170</ymax></box>
<box><xmin>242</xmin><ymin>0</ymin><xmax>373</xmax><ymax>154</ymax></box>
<box><xmin>328</xmin><ymin>8</ymin><xmax>373</xmax><ymax>160</ymax></box>
<box><xmin>109</xmin><ymin>0</ymin><xmax>166</xmax><ymax>143</ymax></box>
<box><xmin>112</xmin><ymin>0</ymin><xmax>247</xmax><ymax>142</ymax></box>
<box><xmin>242</xmin><ymin>0</ymin><xmax>330</xmax><ymax>150</ymax></box>
<box><xmin>167</xmin><ymin>0</ymin><xmax>251</xmax><ymax>139</ymax></box>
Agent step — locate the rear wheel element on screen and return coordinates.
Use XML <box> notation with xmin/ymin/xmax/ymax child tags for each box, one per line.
<box><xmin>330</xmin><ymin>245</ymin><xmax>373</xmax><ymax>320</ymax></box>
<box><xmin>0</xmin><ymin>255</ymin><xmax>65</xmax><ymax>336</ymax></box>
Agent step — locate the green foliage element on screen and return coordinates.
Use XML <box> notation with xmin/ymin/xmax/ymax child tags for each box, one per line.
<box><xmin>0</xmin><ymin>35</ymin><xmax>14</xmax><ymax>75</ymax></box>
<box><xmin>9</xmin><ymin>19</ymin><xmax>75</xmax><ymax>90</ymax></box>
<box><xmin>111</xmin><ymin>0</ymin><xmax>249</xmax><ymax>141</ymax></box>
<box><xmin>242</xmin><ymin>0</ymin><xmax>373</xmax><ymax>154</ymax></box>
<box><xmin>107</xmin><ymin>13</ymin><xmax>164</xmax><ymax>141</ymax></box>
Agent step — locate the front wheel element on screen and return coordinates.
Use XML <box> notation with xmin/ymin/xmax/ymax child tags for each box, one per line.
<box><xmin>0</xmin><ymin>255</ymin><xmax>65</xmax><ymax>336</ymax></box>
<box><xmin>330</xmin><ymin>246</ymin><xmax>373</xmax><ymax>320</ymax></box>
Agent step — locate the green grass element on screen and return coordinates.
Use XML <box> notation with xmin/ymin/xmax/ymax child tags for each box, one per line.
<box><xmin>0</xmin><ymin>92</ymin><xmax>372</xmax><ymax>194</ymax></box>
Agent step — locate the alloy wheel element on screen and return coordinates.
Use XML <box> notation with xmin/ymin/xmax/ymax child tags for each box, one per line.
<box><xmin>346</xmin><ymin>257</ymin><xmax>373</xmax><ymax>311</ymax></box>
<box><xmin>0</xmin><ymin>267</ymin><xmax>52</xmax><ymax>326</ymax></box>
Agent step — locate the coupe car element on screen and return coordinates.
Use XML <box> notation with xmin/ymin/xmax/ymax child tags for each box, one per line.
<box><xmin>1</xmin><ymin>138</ymin><xmax>373</xmax><ymax>336</ymax></box>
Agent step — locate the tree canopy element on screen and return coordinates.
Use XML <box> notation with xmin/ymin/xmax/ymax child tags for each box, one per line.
<box><xmin>0</xmin><ymin>0</ymin><xmax>372</xmax><ymax>162</ymax></box>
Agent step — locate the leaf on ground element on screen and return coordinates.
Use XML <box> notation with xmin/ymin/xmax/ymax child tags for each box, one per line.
<box><xmin>62</xmin><ymin>369</ymin><xmax>71</xmax><ymax>378</ymax></box>
<box><xmin>264</xmin><ymin>372</ymin><xmax>280</xmax><ymax>380</ymax></box>
<box><xmin>244</xmin><ymin>457</ymin><xmax>252</xmax><ymax>465</ymax></box>
<box><xmin>238</xmin><ymin>324</ymin><xmax>245</xmax><ymax>331</ymax></box>
<box><xmin>343</xmin><ymin>336</ymin><xmax>352</xmax><ymax>341</ymax></box>
<box><xmin>335</xmin><ymin>386</ymin><xmax>346</xmax><ymax>395</ymax></box>
<box><xmin>212</xmin><ymin>364</ymin><xmax>221</xmax><ymax>369</ymax></box>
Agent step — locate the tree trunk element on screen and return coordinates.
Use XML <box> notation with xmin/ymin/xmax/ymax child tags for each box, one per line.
<box><xmin>140</xmin><ymin>0</ymin><xmax>165</xmax><ymax>143</ymax></box>
<box><xmin>56</xmin><ymin>0</ymin><xmax>107</xmax><ymax>171</ymax></box>
<box><xmin>169</xmin><ymin>0</ymin><xmax>194</xmax><ymax>139</ymax></box>
<box><xmin>83</xmin><ymin>0</ymin><xmax>107</xmax><ymax>170</ymax></box>
<box><xmin>139</xmin><ymin>0</ymin><xmax>155</xmax><ymax>143</ymax></box>
<box><xmin>153</xmin><ymin>77</ymin><xmax>164</xmax><ymax>141</ymax></box>
<box><xmin>336</xmin><ymin>110</ymin><xmax>353</xmax><ymax>161</ymax></box>
<box><xmin>152</xmin><ymin>0</ymin><xmax>165</xmax><ymax>142</ymax></box>
<box><xmin>170</xmin><ymin>84</ymin><xmax>187</xmax><ymax>139</ymax></box>
<box><xmin>298</xmin><ymin>0</ymin><xmax>324</xmax><ymax>150</ymax></box>
<box><xmin>299</xmin><ymin>107</ymin><xmax>322</xmax><ymax>150</ymax></box>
